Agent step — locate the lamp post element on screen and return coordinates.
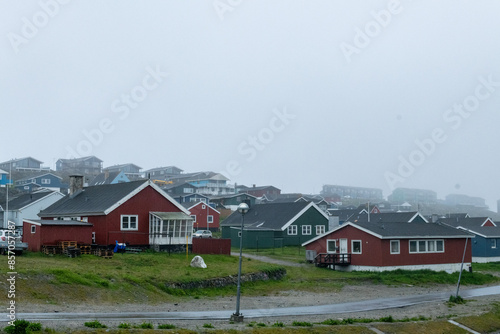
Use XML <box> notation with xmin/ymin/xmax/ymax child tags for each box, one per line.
<box><xmin>231</xmin><ymin>202</ymin><xmax>249</xmax><ymax>322</ymax></box>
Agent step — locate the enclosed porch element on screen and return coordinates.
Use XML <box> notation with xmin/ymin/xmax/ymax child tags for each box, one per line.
<box><xmin>149</xmin><ymin>212</ymin><xmax>194</xmax><ymax>248</ymax></box>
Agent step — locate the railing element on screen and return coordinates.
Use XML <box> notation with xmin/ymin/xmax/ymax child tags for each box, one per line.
<box><xmin>314</xmin><ymin>253</ymin><xmax>351</xmax><ymax>268</ymax></box>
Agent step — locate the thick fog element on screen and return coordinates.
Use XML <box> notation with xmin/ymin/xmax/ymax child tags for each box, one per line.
<box><xmin>1</xmin><ymin>1</ymin><xmax>499</xmax><ymax>206</ymax></box>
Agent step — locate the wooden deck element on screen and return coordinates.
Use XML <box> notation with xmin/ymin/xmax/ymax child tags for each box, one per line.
<box><xmin>314</xmin><ymin>253</ymin><xmax>351</xmax><ymax>269</ymax></box>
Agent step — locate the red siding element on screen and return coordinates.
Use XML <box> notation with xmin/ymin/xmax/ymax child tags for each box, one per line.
<box><xmin>100</xmin><ymin>185</ymin><xmax>183</xmax><ymax>246</ymax></box>
<box><xmin>190</xmin><ymin>203</ymin><xmax>220</xmax><ymax>230</ymax></box>
<box><xmin>23</xmin><ymin>221</ymin><xmax>92</xmax><ymax>252</ymax></box>
<box><xmin>306</xmin><ymin>225</ymin><xmax>472</xmax><ymax>267</ymax></box>
<box><xmin>483</xmin><ymin>219</ymin><xmax>495</xmax><ymax>227</ymax></box>
<box><xmin>192</xmin><ymin>238</ymin><xmax>230</xmax><ymax>255</ymax></box>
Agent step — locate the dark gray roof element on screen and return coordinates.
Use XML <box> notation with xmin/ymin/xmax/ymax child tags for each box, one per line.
<box><xmin>89</xmin><ymin>171</ymin><xmax>121</xmax><ymax>186</ymax></box>
<box><xmin>353</xmin><ymin>220</ymin><xmax>471</xmax><ymax>238</ymax></box>
<box><xmin>221</xmin><ymin>202</ymin><xmax>318</xmax><ymax>230</ymax></box>
<box><xmin>438</xmin><ymin>217</ymin><xmax>492</xmax><ymax>228</ymax></box>
<box><xmin>438</xmin><ymin>217</ymin><xmax>500</xmax><ymax>238</ymax></box>
<box><xmin>24</xmin><ymin>219</ymin><xmax>93</xmax><ymax>226</ymax></box>
<box><xmin>349</xmin><ymin>212</ymin><xmax>426</xmax><ymax>224</ymax></box>
<box><xmin>4</xmin><ymin>191</ymin><xmax>57</xmax><ymax>211</ymax></box>
<box><xmin>327</xmin><ymin>208</ymin><xmax>360</xmax><ymax>221</ymax></box>
<box><xmin>38</xmin><ymin>180</ymin><xmax>148</xmax><ymax>217</ymax></box>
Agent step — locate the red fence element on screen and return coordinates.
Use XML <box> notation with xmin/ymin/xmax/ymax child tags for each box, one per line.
<box><xmin>192</xmin><ymin>238</ymin><xmax>231</xmax><ymax>255</ymax></box>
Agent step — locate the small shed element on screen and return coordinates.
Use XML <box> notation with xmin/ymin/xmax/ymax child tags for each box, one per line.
<box><xmin>23</xmin><ymin>219</ymin><xmax>93</xmax><ymax>252</ymax></box>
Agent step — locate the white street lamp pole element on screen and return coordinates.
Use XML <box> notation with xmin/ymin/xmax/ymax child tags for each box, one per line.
<box><xmin>231</xmin><ymin>202</ymin><xmax>249</xmax><ymax>322</ymax></box>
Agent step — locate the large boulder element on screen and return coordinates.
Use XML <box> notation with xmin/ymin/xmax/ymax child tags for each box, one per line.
<box><xmin>190</xmin><ymin>255</ymin><xmax>207</xmax><ymax>268</ymax></box>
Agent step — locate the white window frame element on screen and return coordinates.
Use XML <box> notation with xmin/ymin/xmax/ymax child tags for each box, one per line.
<box><xmin>191</xmin><ymin>215</ymin><xmax>196</xmax><ymax>222</ymax></box>
<box><xmin>207</xmin><ymin>215</ymin><xmax>213</xmax><ymax>224</ymax></box>
<box><xmin>409</xmin><ymin>239</ymin><xmax>445</xmax><ymax>254</ymax></box>
<box><xmin>41</xmin><ymin>178</ymin><xmax>51</xmax><ymax>184</ymax></box>
<box><xmin>390</xmin><ymin>240</ymin><xmax>400</xmax><ymax>254</ymax></box>
<box><xmin>316</xmin><ymin>225</ymin><xmax>325</xmax><ymax>235</ymax></box>
<box><xmin>121</xmin><ymin>215</ymin><xmax>138</xmax><ymax>231</ymax></box>
<box><xmin>327</xmin><ymin>239</ymin><xmax>337</xmax><ymax>253</ymax></box>
<box><xmin>302</xmin><ymin>225</ymin><xmax>311</xmax><ymax>235</ymax></box>
<box><xmin>351</xmin><ymin>240</ymin><xmax>362</xmax><ymax>254</ymax></box>
<box><xmin>31</xmin><ymin>225</ymin><xmax>36</xmax><ymax>233</ymax></box>
<box><xmin>287</xmin><ymin>225</ymin><xmax>297</xmax><ymax>235</ymax></box>
<box><xmin>492</xmin><ymin>239</ymin><xmax>497</xmax><ymax>249</ymax></box>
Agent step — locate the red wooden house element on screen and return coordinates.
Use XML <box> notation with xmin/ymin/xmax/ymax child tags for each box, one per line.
<box><xmin>181</xmin><ymin>201</ymin><xmax>220</xmax><ymax>231</ymax></box>
<box><xmin>303</xmin><ymin>218</ymin><xmax>473</xmax><ymax>273</ymax></box>
<box><xmin>36</xmin><ymin>177</ymin><xmax>193</xmax><ymax>248</ymax></box>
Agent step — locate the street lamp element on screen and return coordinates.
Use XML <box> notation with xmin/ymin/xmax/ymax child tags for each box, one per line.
<box><xmin>231</xmin><ymin>202</ymin><xmax>249</xmax><ymax>322</ymax></box>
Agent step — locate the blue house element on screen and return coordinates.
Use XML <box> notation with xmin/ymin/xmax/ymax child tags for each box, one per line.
<box><xmin>0</xmin><ymin>169</ymin><xmax>11</xmax><ymax>187</ymax></box>
<box><xmin>14</xmin><ymin>173</ymin><xmax>64</xmax><ymax>193</ymax></box>
<box><xmin>440</xmin><ymin>217</ymin><xmax>500</xmax><ymax>263</ymax></box>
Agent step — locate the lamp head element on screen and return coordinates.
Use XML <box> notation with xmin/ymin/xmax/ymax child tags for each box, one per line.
<box><xmin>237</xmin><ymin>202</ymin><xmax>249</xmax><ymax>214</ymax></box>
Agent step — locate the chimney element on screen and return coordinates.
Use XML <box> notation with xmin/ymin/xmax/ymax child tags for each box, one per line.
<box><xmin>69</xmin><ymin>175</ymin><xmax>84</xmax><ymax>196</ymax></box>
<box><xmin>104</xmin><ymin>170</ymin><xmax>109</xmax><ymax>180</ymax></box>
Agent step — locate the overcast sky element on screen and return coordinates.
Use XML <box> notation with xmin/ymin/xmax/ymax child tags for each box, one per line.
<box><xmin>1</xmin><ymin>1</ymin><xmax>500</xmax><ymax>207</ymax></box>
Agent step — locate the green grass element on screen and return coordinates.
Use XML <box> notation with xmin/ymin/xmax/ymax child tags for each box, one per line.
<box><xmin>2</xmin><ymin>250</ymin><xmax>499</xmax><ymax>307</ymax></box>
<box><xmin>455</xmin><ymin>302</ymin><xmax>500</xmax><ymax>333</ymax></box>
<box><xmin>473</xmin><ymin>262</ymin><xmax>500</xmax><ymax>272</ymax></box>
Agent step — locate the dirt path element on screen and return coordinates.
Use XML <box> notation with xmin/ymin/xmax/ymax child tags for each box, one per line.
<box><xmin>231</xmin><ymin>252</ymin><xmax>307</xmax><ymax>267</ymax></box>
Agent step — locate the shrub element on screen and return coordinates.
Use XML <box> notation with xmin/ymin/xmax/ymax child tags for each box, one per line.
<box><xmin>380</xmin><ymin>315</ymin><xmax>394</xmax><ymax>322</ymax></box>
<box><xmin>138</xmin><ymin>322</ymin><xmax>153</xmax><ymax>329</ymax></box>
<box><xmin>118</xmin><ymin>323</ymin><xmax>131</xmax><ymax>329</ymax></box>
<box><xmin>292</xmin><ymin>321</ymin><xmax>313</xmax><ymax>327</ymax></box>
<box><xmin>449</xmin><ymin>295</ymin><xmax>466</xmax><ymax>304</ymax></box>
<box><xmin>158</xmin><ymin>324</ymin><xmax>176</xmax><ymax>329</ymax></box>
<box><xmin>84</xmin><ymin>320</ymin><xmax>106</xmax><ymax>328</ymax></box>
<box><xmin>272</xmin><ymin>321</ymin><xmax>284</xmax><ymax>327</ymax></box>
<box><xmin>203</xmin><ymin>323</ymin><xmax>215</xmax><ymax>328</ymax></box>
<box><xmin>5</xmin><ymin>319</ymin><xmax>31</xmax><ymax>334</ymax></box>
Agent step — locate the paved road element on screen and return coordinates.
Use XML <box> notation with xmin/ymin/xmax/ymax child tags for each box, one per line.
<box><xmin>4</xmin><ymin>285</ymin><xmax>499</xmax><ymax>322</ymax></box>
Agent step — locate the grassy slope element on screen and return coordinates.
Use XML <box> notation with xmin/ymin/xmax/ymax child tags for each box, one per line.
<box><xmin>2</xmin><ymin>251</ymin><xmax>499</xmax><ymax>307</ymax></box>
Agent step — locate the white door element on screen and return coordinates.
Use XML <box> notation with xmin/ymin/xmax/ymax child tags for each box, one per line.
<box><xmin>339</xmin><ymin>239</ymin><xmax>348</xmax><ymax>262</ymax></box>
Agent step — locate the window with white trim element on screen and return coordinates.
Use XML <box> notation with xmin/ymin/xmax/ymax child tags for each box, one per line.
<box><xmin>121</xmin><ymin>215</ymin><xmax>138</xmax><ymax>231</ymax></box>
<box><xmin>191</xmin><ymin>215</ymin><xmax>196</xmax><ymax>222</ymax></box>
<box><xmin>390</xmin><ymin>240</ymin><xmax>400</xmax><ymax>254</ymax></box>
<box><xmin>316</xmin><ymin>225</ymin><xmax>325</xmax><ymax>235</ymax></box>
<box><xmin>287</xmin><ymin>225</ymin><xmax>297</xmax><ymax>235</ymax></box>
<box><xmin>207</xmin><ymin>215</ymin><xmax>213</xmax><ymax>224</ymax></box>
<box><xmin>351</xmin><ymin>240</ymin><xmax>361</xmax><ymax>254</ymax></box>
<box><xmin>302</xmin><ymin>225</ymin><xmax>311</xmax><ymax>235</ymax></box>
<box><xmin>31</xmin><ymin>225</ymin><xmax>36</xmax><ymax>233</ymax></box>
<box><xmin>327</xmin><ymin>239</ymin><xmax>337</xmax><ymax>253</ymax></box>
<box><xmin>492</xmin><ymin>239</ymin><xmax>497</xmax><ymax>249</ymax></box>
<box><xmin>409</xmin><ymin>239</ymin><xmax>444</xmax><ymax>253</ymax></box>
<box><xmin>41</xmin><ymin>178</ymin><xmax>51</xmax><ymax>184</ymax></box>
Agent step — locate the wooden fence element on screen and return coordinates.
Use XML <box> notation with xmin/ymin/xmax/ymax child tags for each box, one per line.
<box><xmin>192</xmin><ymin>238</ymin><xmax>231</xmax><ymax>255</ymax></box>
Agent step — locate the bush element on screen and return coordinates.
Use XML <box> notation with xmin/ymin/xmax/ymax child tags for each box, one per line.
<box><xmin>272</xmin><ymin>321</ymin><xmax>284</xmax><ymax>327</ymax></box>
<box><xmin>292</xmin><ymin>321</ymin><xmax>313</xmax><ymax>327</ymax></box>
<box><xmin>203</xmin><ymin>323</ymin><xmax>215</xmax><ymax>328</ymax></box>
<box><xmin>118</xmin><ymin>323</ymin><xmax>131</xmax><ymax>329</ymax></box>
<box><xmin>137</xmin><ymin>322</ymin><xmax>153</xmax><ymax>329</ymax></box>
<box><xmin>5</xmin><ymin>319</ymin><xmax>30</xmax><ymax>334</ymax></box>
<box><xmin>84</xmin><ymin>320</ymin><xmax>106</xmax><ymax>328</ymax></box>
<box><xmin>158</xmin><ymin>324</ymin><xmax>176</xmax><ymax>329</ymax></box>
<box><xmin>449</xmin><ymin>295</ymin><xmax>466</xmax><ymax>304</ymax></box>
